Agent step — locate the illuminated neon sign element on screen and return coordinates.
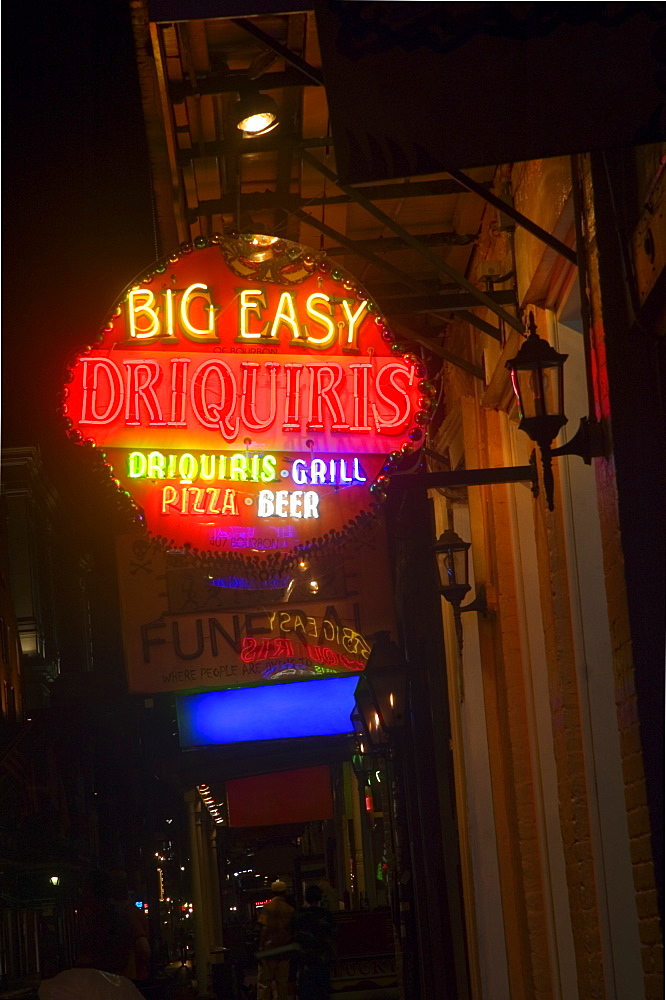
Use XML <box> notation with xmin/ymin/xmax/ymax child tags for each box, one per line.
<box><xmin>64</xmin><ymin>235</ymin><xmax>433</xmax><ymax>563</ymax></box>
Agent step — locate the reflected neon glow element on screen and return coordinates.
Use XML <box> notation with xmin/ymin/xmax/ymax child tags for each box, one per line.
<box><xmin>176</xmin><ymin>675</ymin><xmax>359</xmax><ymax>746</ymax></box>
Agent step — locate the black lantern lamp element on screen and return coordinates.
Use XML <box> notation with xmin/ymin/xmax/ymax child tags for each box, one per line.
<box><xmin>353</xmin><ymin>632</ymin><xmax>407</xmax><ymax>750</ymax></box>
<box><xmin>505</xmin><ymin>312</ymin><xmax>567</xmax><ymax>511</ymax></box>
<box><xmin>506</xmin><ymin>312</ymin><xmax>604</xmax><ymax>510</ymax></box>
<box><xmin>434</xmin><ymin>529</ymin><xmax>487</xmax><ymax>659</ymax></box>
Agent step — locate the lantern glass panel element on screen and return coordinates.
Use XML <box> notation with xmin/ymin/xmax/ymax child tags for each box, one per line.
<box><xmin>436</xmin><ymin>543</ymin><xmax>469</xmax><ymax>590</ymax></box>
<box><xmin>513</xmin><ymin>362</ymin><xmax>564</xmax><ymax>421</ymax></box>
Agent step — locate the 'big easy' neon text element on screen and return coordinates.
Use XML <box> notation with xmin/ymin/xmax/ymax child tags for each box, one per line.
<box><xmin>125</xmin><ymin>285</ymin><xmax>368</xmax><ymax>350</ymax></box>
<box><xmin>64</xmin><ymin>237</ymin><xmax>429</xmax><ymax>559</ymax></box>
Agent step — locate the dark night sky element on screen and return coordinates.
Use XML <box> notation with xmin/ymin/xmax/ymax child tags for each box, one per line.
<box><xmin>3</xmin><ymin>0</ymin><xmax>156</xmax><ymax>531</ymax></box>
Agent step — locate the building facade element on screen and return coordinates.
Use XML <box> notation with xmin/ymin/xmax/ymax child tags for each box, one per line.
<box><xmin>3</xmin><ymin>3</ymin><xmax>663</xmax><ymax>997</ymax></box>
<box><xmin>122</xmin><ymin>5</ymin><xmax>664</xmax><ymax>998</ymax></box>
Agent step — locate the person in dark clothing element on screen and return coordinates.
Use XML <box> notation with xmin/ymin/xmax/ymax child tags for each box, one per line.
<box><xmin>294</xmin><ymin>884</ymin><xmax>335</xmax><ymax>1000</ymax></box>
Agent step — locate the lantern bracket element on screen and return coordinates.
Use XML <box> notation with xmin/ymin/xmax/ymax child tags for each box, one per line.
<box><xmin>444</xmin><ymin>586</ymin><xmax>488</xmax><ymax>663</ymax></box>
<box><xmin>458</xmin><ymin>586</ymin><xmax>488</xmax><ymax>617</ymax></box>
<box><xmin>550</xmin><ymin>416</ymin><xmax>606</xmax><ymax>464</ymax></box>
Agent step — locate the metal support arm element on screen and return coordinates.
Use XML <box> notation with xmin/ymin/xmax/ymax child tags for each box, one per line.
<box><xmin>389</xmin><ymin>455</ymin><xmax>539</xmax><ymax>497</ymax></box>
<box><xmin>447</xmin><ymin>168</ymin><xmax>578</xmax><ymax>266</ymax></box>
<box><xmin>301</xmin><ymin>149</ymin><xmax>524</xmax><ymax>333</ymax></box>
<box><xmin>231</xmin><ymin>18</ymin><xmax>324</xmax><ymax>87</ymax></box>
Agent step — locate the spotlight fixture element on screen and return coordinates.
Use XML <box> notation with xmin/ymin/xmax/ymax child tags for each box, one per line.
<box><xmin>233</xmin><ymin>91</ymin><xmax>279</xmax><ymax>136</ymax></box>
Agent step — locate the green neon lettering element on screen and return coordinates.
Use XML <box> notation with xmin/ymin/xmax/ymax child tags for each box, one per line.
<box><xmin>179</xmin><ymin>453</ymin><xmax>198</xmax><ymax>483</ymax></box>
<box><xmin>230</xmin><ymin>454</ymin><xmax>248</xmax><ymax>481</ymax></box>
<box><xmin>147</xmin><ymin>451</ymin><xmax>166</xmax><ymax>478</ymax></box>
<box><xmin>128</xmin><ymin>452</ymin><xmax>147</xmax><ymax>478</ymax></box>
<box><xmin>260</xmin><ymin>455</ymin><xmax>277</xmax><ymax>482</ymax></box>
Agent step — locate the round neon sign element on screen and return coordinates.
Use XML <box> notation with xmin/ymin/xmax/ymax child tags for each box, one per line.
<box><xmin>64</xmin><ymin>235</ymin><xmax>433</xmax><ymax>567</ymax></box>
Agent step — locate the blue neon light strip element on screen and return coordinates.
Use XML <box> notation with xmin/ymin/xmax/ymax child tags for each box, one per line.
<box><xmin>176</xmin><ymin>676</ymin><xmax>359</xmax><ymax>747</ymax></box>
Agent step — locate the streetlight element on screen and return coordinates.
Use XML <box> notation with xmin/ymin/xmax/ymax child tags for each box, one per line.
<box><xmin>434</xmin><ymin>530</ymin><xmax>486</xmax><ymax>659</ymax></box>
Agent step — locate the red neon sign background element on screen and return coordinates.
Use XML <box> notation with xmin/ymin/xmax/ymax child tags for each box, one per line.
<box><xmin>64</xmin><ymin>237</ymin><xmax>430</xmax><ymax>559</ymax></box>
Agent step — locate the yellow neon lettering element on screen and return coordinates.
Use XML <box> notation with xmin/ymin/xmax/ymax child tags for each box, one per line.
<box><xmin>180</xmin><ymin>283</ymin><xmax>217</xmax><ymax>341</ymax></box>
<box><xmin>167</xmin><ymin>454</ymin><xmax>177</xmax><ymax>478</ymax></box>
<box><xmin>342</xmin><ymin>298</ymin><xmax>368</xmax><ymax>348</ymax></box>
<box><xmin>304</xmin><ymin>293</ymin><xmax>335</xmax><ymax>348</ymax></box>
<box><xmin>221</xmin><ymin>489</ymin><xmax>238</xmax><ymax>515</ymax></box>
<box><xmin>162</xmin><ymin>290</ymin><xmax>179</xmax><ymax>341</ymax></box>
<box><xmin>270</xmin><ymin>291</ymin><xmax>300</xmax><ymax>341</ymax></box>
<box><xmin>230</xmin><ymin>454</ymin><xmax>248</xmax><ymax>481</ymax></box>
<box><xmin>128</xmin><ymin>452</ymin><xmax>147</xmax><ymax>478</ymax></box>
<box><xmin>128</xmin><ymin>289</ymin><xmax>161</xmax><ymax>340</ymax></box>
<box><xmin>279</xmin><ymin>612</ymin><xmax>292</xmax><ymax>632</ymax></box>
<box><xmin>322</xmin><ymin>619</ymin><xmax>336</xmax><ymax>641</ymax></box>
<box><xmin>147</xmin><ymin>451</ymin><xmax>167</xmax><ymax>478</ymax></box>
<box><xmin>342</xmin><ymin>627</ymin><xmax>355</xmax><ymax>653</ymax></box>
<box><xmin>206</xmin><ymin>488</ymin><xmax>222</xmax><ymax>514</ymax></box>
<box><xmin>190</xmin><ymin>488</ymin><xmax>206</xmax><ymax>514</ymax></box>
<box><xmin>239</xmin><ymin>289</ymin><xmax>269</xmax><ymax>339</ymax></box>
<box><xmin>162</xmin><ymin>486</ymin><xmax>179</xmax><ymax>513</ymax></box>
<box><xmin>200</xmin><ymin>455</ymin><xmax>216</xmax><ymax>480</ymax></box>
<box><xmin>306</xmin><ymin>617</ymin><xmax>317</xmax><ymax>637</ymax></box>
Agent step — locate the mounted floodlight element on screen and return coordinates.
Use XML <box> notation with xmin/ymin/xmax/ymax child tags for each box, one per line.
<box><xmin>233</xmin><ymin>92</ymin><xmax>279</xmax><ymax>136</ymax></box>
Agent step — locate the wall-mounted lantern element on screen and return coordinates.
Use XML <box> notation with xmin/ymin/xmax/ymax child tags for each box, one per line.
<box><xmin>506</xmin><ymin>312</ymin><xmax>605</xmax><ymax>509</ymax></box>
<box><xmin>353</xmin><ymin>631</ymin><xmax>407</xmax><ymax>749</ymax></box>
<box><xmin>434</xmin><ymin>530</ymin><xmax>487</xmax><ymax>659</ymax></box>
